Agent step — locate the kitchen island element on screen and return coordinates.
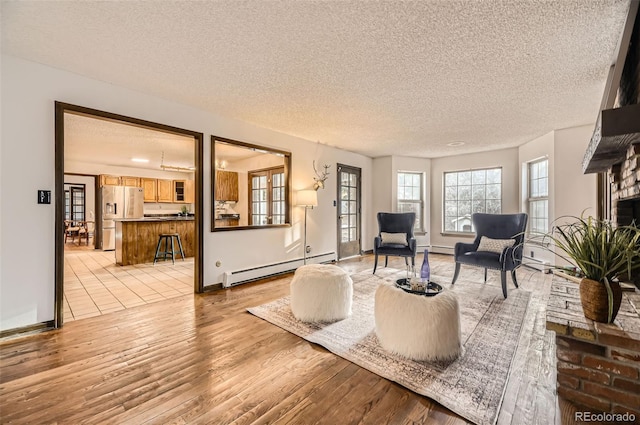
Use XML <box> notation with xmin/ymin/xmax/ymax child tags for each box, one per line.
<box><xmin>115</xmin><ymin>216</ymin><xmax>195</xmax><ymax>266</ymax></box>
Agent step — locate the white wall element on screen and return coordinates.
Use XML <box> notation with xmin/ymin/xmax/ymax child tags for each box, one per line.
<box><xmin>430</xmin><ymin>148</ymin><xmax>520</xmax><ymax>253</ymax></box>
<box><xmin>554</xmin><ymin>125</ymin><xmax>597</xmax><ymax>220</ymax></box>
<box><xmin>372</xmin><ymin>156</ymin><xmax>393</xmax><ymax>216</ymax></box>
<box><xmin>0</xmin><ymin>55</ymin><xmax>372</xmax><ymax>331</ymax></box>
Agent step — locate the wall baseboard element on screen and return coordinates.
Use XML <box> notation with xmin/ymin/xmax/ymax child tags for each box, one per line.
<box><xmin>522</xmin><ymin>255</ymin><xmax>551</xmax><ymax>273</ymax></box>
<box><xmin>220</xmin><ymin>252</ymin><xmax>336</xmax><ymax>288</ymax></box>
<box><xmin>0</xmin><ymin>320</ymin><xmax>55</xmax><ymax>340</ymax></box>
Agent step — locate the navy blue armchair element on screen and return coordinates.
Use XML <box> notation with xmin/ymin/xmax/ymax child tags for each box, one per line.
<box><xmin>451</xmin><ymin>213</ymin><xmax>528</xmax><ymax>298</ymax></box>
<box><xmin>373</xmin><ymin>212</ymin><xmax>417</xmax><ymax>274</ymax></box>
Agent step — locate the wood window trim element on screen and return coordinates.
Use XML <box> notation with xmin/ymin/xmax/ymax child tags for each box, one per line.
<box><xmin>248</xmin><ymin>166</ymin><xmax>285</xmax><ymax>226</ymax></box>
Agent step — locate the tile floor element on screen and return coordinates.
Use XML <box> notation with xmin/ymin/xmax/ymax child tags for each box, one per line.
<box><xmin>63</xmin><ymin>245</ymin><xmax>194</xmax><ymax>321</ymax></box>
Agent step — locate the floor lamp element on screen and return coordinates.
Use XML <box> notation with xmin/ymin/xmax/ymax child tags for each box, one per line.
<box><xmin>297</xmin><ymin>190</ymin><xmax>318</xmax><ymax>265</ymax></box>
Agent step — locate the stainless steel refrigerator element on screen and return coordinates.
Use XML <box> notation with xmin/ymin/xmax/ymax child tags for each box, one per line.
<box><xmin>101</xmin><ymin>186</ymin><xmax>144</xmax><ymax>250</ymax></box>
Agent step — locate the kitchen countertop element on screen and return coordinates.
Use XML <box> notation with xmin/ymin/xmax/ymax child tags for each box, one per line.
<box><xmin>115</xmin><ymin>216</ymin><xmax>195</xmax><ymax>222</ymax></box>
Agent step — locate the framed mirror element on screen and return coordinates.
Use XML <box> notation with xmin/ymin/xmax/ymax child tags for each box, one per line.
<box><xmin>211</xmin><ymin>135</ymin><xmax>291</xmax><ymax>231</ymax></box>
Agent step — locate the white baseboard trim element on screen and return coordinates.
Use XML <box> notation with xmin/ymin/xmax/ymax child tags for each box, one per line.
<box><xmin>221</xmin><ymin>252</ymin><xmax>336</xmax><ymax>288</ymax></box>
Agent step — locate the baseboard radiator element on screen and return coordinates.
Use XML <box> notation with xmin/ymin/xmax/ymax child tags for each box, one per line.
<box><xmin>522</xmin><ymin>255</ymin><xmax>551</xmax><ymax>273</ymax></box>
<box><xmin>222</xmin><ymin>252</ymin><xmax>336</xmax><ymax>288</ymax></box>
<box><xmin>429</xmin><ymin>245</ymin><xmax>454</xmax><ymax>255</ymax></box>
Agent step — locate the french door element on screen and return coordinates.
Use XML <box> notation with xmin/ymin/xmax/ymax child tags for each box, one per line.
<box><xmin>64</xmin><ymin>185</ymin><xmax>85</xmax><ymax>221</ymax></box>
<box><xmin>337</xmin><ymin>164</ymin><xmax>361</xmax><ymax>260</ymax></box>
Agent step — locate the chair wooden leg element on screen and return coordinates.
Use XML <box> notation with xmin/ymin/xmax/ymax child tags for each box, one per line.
<box><xmin>452</xmin><ymin>263</ymin><xmax>461</xmax><ymax>284</ymax></box>
<box><xmin>501</xmin><ymin>271</ymin><xmax>508</xmax><ymax>298</ymax></box>
<box><xmin>373</xmin><ymin>254</ymin><xmax>379</xmax><ymax>274</ymax></box>
<box><xmin>384</xmin><ymin>256</ymin><xmax>388</xmax><ymax>267</ymax></box>
<box><xmin>511</xmin><ymin>270</ymin><xmax>519</xmax><ymax>288</ymax></box>
<box><xmin>484</xmin><ymin>268</ymin><xmax>488</xmax><ymax>282</ymax></box>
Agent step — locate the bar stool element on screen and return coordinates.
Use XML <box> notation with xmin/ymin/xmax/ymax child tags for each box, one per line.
<box><xmin>153</xmin><ymin>233</ymin><xmax>185</xmax><ymax>265</ymax></box>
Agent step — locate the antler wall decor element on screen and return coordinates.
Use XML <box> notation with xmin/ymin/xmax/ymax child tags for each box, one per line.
<box><xmin>313</xmin><ymin>161</ymin><xmax>331</xmax><ymax>190</ymax></box>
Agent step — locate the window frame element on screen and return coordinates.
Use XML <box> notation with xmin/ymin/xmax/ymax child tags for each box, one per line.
<box><xmin>397</xmin><ymin>171</ymin><xmax>424</xmax><ymax>233</ymax></box>
<box><xmin>248</xmin><ymin>166</ymin><xmax>286</xmax><ymax>226</ymax></box>
<box><xmin>64</xmin><ymin>184</ymin><xmax>86</xmax><ymax>222</ymax></box>
<box><xmin>442</xmin><ymin>167</ymin><xmax>502</xmax><ymax>234</ymax></box>
<box><xmin>527</xmin><ymin>158</ymin><xmax>549</xmax><ymax>235</ymax></box>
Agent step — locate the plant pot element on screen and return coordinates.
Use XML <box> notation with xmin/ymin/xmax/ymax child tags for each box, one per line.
<box><xmin>579</xmin><ymin>278</ymin><xmax>622</xmax><ymax>323</ymax></box>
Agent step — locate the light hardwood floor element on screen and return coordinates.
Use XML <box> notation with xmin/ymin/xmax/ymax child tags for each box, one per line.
<box><xmin>0</xmin><ymin>254</ymin><xmax>558</xmax><ymax>424</ymax></box>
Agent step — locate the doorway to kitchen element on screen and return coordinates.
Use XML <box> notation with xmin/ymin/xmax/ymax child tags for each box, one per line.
<box><xmin>55</xmin><ymin>102</ymin><xmax>204</xmax><ymax>327</ymax></box>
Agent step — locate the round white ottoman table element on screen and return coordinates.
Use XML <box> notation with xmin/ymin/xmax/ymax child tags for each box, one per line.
<box><xmin>290</xmin><ymin>264</ymin><xmax>353</xmax><ymax>322</ymax></box>
<box><xmin>374</xmin><ymin>284</ymin><xmax>461</xmax><ymax>361</ymax></box>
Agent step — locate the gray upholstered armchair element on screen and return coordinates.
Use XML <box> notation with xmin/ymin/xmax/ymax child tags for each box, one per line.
<box><xmin>451</xmin><ymin>213</ymin><xmax>528</xmax><ymax>298</ymax></box>
<box><xmin>373</xmin><ymin>212</ymin><xmax>417</xmax><ymax>274</ymax></box>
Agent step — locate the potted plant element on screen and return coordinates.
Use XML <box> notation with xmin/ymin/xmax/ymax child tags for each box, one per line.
<box><xmin>180</xmin><ymin>205</ymin><xmax>190</xmax><ymax>216</ymax></box>
<box><xmin>544</xmin><ymin>215</ymin><xmax>640</xmax><ymax>323</ymax></box>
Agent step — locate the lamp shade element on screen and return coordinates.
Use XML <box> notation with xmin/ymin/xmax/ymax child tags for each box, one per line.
<box><xmin>297</xmin><ymin>190</ymin><xmax>318</xmax><ymax>207</ymax></box>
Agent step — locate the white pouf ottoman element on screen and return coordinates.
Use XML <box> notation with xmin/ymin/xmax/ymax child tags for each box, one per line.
<box><xmin>374</xmin><ymin>284</ymin><xmax>461</xmax><ymax>361</ymax></box>
<box><xmin>290</xmin><ymin>264</ymin><xmax>353</xmax><ymax>322</ymax></box>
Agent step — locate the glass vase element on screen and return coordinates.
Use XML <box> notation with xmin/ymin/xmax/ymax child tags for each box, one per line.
<box><xmin>420</xmin><ymin>249</ymin><xmax>430</xmax><ymax>282</ymax></box>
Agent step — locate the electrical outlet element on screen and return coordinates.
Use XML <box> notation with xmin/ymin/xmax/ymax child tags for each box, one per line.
<box><xmin>530</xmin><ymin>251</ymin><xmax>534</xmax><ymax>258</ymax></box>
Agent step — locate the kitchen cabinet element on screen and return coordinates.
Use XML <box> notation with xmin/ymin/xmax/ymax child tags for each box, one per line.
<box><xmin>184</xmin><ymin>180</ymin><xmax>195</xmax><ymax>203</ymax></box>
<box><xmin>141</xmin><ymin>178</ymin><xmax>157</xmax><ymax>202</ymax></box>
<box><xmin>100</xmin><ymin>174</ymin><xmax>142</xmax><ymax>187</ymax></box>
<box><xmin>121</xmin><ymin>176</ymin><xmax>141</xmax><ymax>187</ymax></box>
<box><xmin>157</xmin><ymin>179</ymin><xmax>173</xmax><ymax>203</ymax></box>
<box><xmin>100</xmin><ymin>175</ymin><xmax>121</xmax><ymax>186</ymax></box>
<box><xmin>174</xmin><ymin>180</ymin><xmax>186</xmax><ymax>203</ymax></box>
<box><xmin>215</xmin><ymin>170</ymin><xmax>239</xmax><ymax>201</ymax></box>
<box><xmin>173</xmin><ymin>180</ymin><xmax>195</xmax><ymax>203</ymax></box>
<box><xmin>216</xmin><ymin>218</ymin><xmax>239</xmax><ymax>227</ymax></box>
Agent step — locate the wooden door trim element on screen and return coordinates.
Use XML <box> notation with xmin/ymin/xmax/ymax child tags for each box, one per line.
<box><xmin>54</xmin><ymin>102</ymin><xmax>205</xmax><ymax>328</ymax></box>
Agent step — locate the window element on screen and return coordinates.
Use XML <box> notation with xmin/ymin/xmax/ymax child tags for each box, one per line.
<box><xmin>528</xmin><ymin>159</ymin><xmax>549</xmax><ymax>234</ymax></box>
<box><xmin>64</xmin><ymin>184</ymin><xmax>85</xmax><ymax>221</ymax></box>
<box><xmin>249</xmin><ymin>166</ymin><xmax>285</xmax><ymax>225</ymax></box>
<box><xmin>397</xmin><ymin>172</ymin><xmax>424</xmax><ymax>232</ymax></box>
<box><xmin>443</xmin><ymin>168</ymin><xmax>501</xmax><ymax>232</ymax></box>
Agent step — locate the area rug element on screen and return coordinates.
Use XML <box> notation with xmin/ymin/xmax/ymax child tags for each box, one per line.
<box><xmin>247</xmin><ymin>269</ymin><xmax>531</xmax><ymax>425</ymax></box>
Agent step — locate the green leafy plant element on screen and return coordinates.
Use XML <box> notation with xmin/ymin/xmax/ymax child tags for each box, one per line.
<box><xmin>541</xmin><ymin>215</ymin><xmax>640</xmax><ymax>322</ymax></box>
<box><xmin>180</xmin><ymin>205</ymin><xmax>189</xmax><ymax>215</ymax></box>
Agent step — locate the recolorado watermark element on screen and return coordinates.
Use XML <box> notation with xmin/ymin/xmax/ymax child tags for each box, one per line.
<box><xmin>575</xmin><ymin>411</ymin><xmax>636</xmax><ymax>423</ymax></box>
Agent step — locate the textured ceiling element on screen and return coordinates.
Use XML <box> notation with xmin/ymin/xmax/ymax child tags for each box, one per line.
<box><xmin>1</xmin><ymin>0</ymin><xmax>631</xmax><ymax>158</ymax></box>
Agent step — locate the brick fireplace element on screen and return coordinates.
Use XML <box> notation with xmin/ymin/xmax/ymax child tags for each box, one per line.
<box><xmin>546</xmin><ymin>281</ymin><xmax>640</xmax><ymax>418</ymax></box>
<box><xmin>610</xmin><ymin>143</ymin><xmax>640</xmax><ymax>286</ymax></box>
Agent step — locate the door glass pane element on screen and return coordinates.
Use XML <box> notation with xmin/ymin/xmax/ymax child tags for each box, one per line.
<box><xmin>341</xmin><ymin>172</ymin><xmax>349</xmax><ymax>185</ymax></box>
